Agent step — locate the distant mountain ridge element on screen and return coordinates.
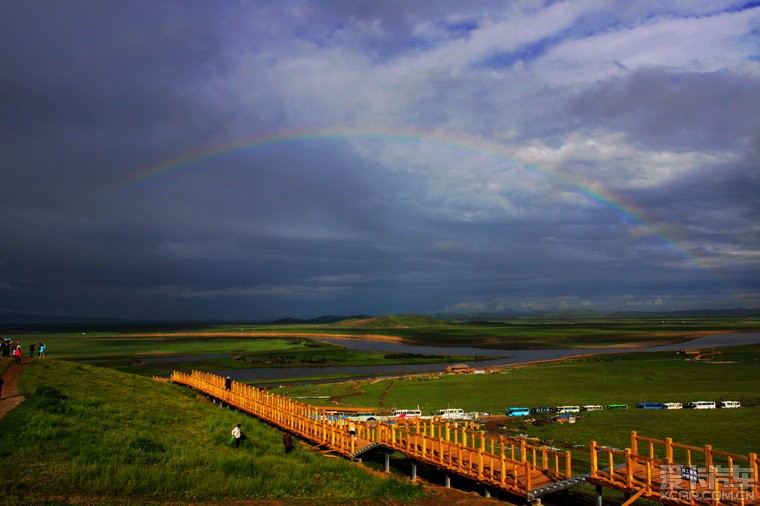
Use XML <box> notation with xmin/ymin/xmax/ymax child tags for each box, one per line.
<box><xmin>2</xmin><ymin>307</ymin><xmax>757</xmax><ymax>328</ymax></box>
<box><xmin>272</xmin><ymin>315</ymin><xmax>372</xmax><ymax>325</ymax></box>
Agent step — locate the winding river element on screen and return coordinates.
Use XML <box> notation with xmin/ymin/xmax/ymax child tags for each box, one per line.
<box><xmin>140</xmin><ymin>331</ymin><xmax>760</xmax><ymax>384</ymax></box>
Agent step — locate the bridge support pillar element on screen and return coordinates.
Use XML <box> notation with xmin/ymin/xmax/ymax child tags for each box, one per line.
<box><xmin>483</xmin><ymin>487</ymin><xmax>490</xmax><ymax>498</ymax></box>
<box><xmin>411</xmin><ymin>461</ymin><xmax>417</xmax><ymax>481</ymax></box>
<box><xmin>444</xmin><ymin>474</ymin><xmax>450</xmax><ymax>488</ymax></box>
<box><xmin>595</xmin><ymin>484</ymin><xmax>603</xmax><ymax>506</ymax></box>
<box><xmin>384</xmin><ymin>451</ymin><xmax>390</xmax><ymax>473</ymax></box>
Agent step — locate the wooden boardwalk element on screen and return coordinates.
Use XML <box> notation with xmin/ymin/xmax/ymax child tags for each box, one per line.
<box><xmin>167</xmin><ymin>370</ymin><xmax>571</xmax><ymax>499</ymax></box>
<box><xmin>162</xmin><ymin>371</ymin><xmax>759</xmax><ymax>505</ymax></box>
<box><xmin>590</xmin><ymin>432</ymin><xmax>759</xmax><ymax>505</ymax></box>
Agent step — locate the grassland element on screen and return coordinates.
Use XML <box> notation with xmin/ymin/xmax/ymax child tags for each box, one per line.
<box><xmin>0</xmin><ymin>359</ymin><xmax>426</xmax><ymax>505</ymax></box>
<box><xmin>283</xmin><ymin>344</ymin><xmax>760</xmax><ymax>464</ymax></box>
<box><xmin>1</xmin><ymin>315</ymin><xmax>758</xmax><ymax>504</ymax></box>
<box><xmin>8</xmin><ymin>313</ymin><xmax>760</xmax><ymax>350</ymax></box>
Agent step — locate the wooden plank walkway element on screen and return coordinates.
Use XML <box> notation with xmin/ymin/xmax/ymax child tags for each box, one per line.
<box><xmin>590</xmin><ymin>433</ymin><xmax>759</xmax><ymax>505</ymax></box>
<box><xmin>160</xmin><ymin>371</ymin><xmax>759</xmax><ymax>505</ymax></box>
<box><xmin>165</xmin><ymin>370</ymin><xmax>571</xmax><ymax>499</ymax></box>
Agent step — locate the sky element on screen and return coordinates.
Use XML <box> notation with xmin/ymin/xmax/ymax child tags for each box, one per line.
<box><xmin>1</xmin><ymin>1</ymin><xmax>759</xmax><ymax>321</ymax></box>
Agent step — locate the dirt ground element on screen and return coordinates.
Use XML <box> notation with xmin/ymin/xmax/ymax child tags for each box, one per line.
<box><xmin>0</xmin><ymin>358</ymin><xmax>26</xmax><ymax>417</ymax></box>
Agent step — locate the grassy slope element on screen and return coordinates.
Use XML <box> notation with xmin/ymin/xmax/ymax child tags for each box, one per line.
<box><xmin>0</xmin><ymin>360</ymin><xmax>425</xmax><ymax>505</ymax></box>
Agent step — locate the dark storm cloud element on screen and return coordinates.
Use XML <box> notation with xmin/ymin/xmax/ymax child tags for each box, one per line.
<box><xmin>1</xmin><ymin>1</ymin><xmax>758</xmax><ymax>319</ymax></box>
<box><xmin>568</xmin><ymin>69</ymin><xmax>760</xmax><ymax>151</ymax></box>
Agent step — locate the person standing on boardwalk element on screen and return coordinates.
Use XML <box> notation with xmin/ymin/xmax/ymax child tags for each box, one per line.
<box><xmin>230</xmin><ymin>423</ymin><xmax>243</xmax><ymax>447</ymax></box>
<box><xmin>29</xmin><ymin>343</ymin><xmax>35</xmax><ymax>359</ymax></box>
<box><xmin>224</xmin><ymin>376</ymin><xmax>232</xmax><ymax>390</ymax></box>
<box><xmin>13</xmin><ymin>346</ymin><xmax>22</xmax><ymax>366</ymax></box>
<box><xmin>38</xmin><ymin>343</ymin><xmax>46</xmax><ymax>359</ymax></box>
<box><xmin>348</xmin><ymin>421</ymin><xmax>357</xmax><ymax>441</ymax></box>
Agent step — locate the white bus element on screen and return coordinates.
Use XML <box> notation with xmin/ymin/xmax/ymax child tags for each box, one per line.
<box><xmin>720</xmin><ymin>401</ymin><xmax>741</xmax><ymax>409</ymax></box>
<box><xmin>687</xmin><ymin>401</ymin><xmax>716</xmax><ymax>409</ymax></box>
<box><xmin>556</xmin><ymin>405</ymin><xmax>580</xmax><ymax>414</ymax></box>
<box><xmin>392</xmin><ymin>409</ymin><xmax>422</xmax><ymax>418</ymax></box>
<box><xmin>437</xmin><ymin>408</ymin><xmax>475</xmax><ymax>420</ymax></box>
<box><xmin>663</xmin><ymin>402</ymin><xmax>683</xmax><ymax>410</ymax></box>
<box><xmin>582</xmin><ymin>405</ymin><xmax>604</xmax><ymax>411</ymax></box>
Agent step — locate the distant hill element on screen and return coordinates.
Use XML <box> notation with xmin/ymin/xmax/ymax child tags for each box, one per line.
<box><xmin>337</xmin><ymin>314</ymin><xmax>445</xmax><ymax>328</ymax></box>
<box><xmin>271</xmin><ymin>315</ymin><xmax>372</xmax><ymax>325</ymax></box>
<box><xmin>439</xmin><ymin>308</ymin><xmax>760</xmax><ymax>321</ymax></box>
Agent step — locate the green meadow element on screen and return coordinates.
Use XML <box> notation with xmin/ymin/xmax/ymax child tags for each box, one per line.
<box><xmin>0</xmin><ymin>359</ymin><xmax>425</xmax><ymax>505</ymax></box>
<box><xmin>284</xmin><ymin>344</ymin><xmax>760</xmax><ymax>465</ymax></box>
<box><xmin>1</xmin><ymin>315</ymin><xmax>758</xmax><ymax>503</ymax></box>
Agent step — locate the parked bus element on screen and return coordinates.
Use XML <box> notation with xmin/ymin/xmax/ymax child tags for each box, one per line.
<box><xmin>606</xmin><ymin>403</ymin><xmax>628</xmax><ymax>409</ymax></box>
<box><xmin>663</xmin><ymin>402</ymin><xmax>683</xmax><ymax>410</ymax></box>
<box><xmin>582</xmin><ymin>405</ymin><xmax>604</xmax><ymax>411</ymax></box>
<box><xmin>555</xmin><ymin>405</ymin><xmax>580</xmax><ymax>413</ymax></box>
<box><xmin>437</xmin><ymin>408</ymin><xmax>472</xmax><ymax>420</ymax></box>
<box><xmin>637</xmin><ymin>402</ymin><xmax>664</xmax><ymax>409</ymax></box>
<box><xmin>720</xmin><ymin>401</ymin><xmax>741</xmax><ymax>409</ymax></box>
<box><xmin>532</xmin><ymin>406</ymin><xmax>555</xmax><ymax>414</ymax></box>
<box><xmin>506</xmin><ymin>407</ymin><xmax>531</xmax><ymax>417</ymax></box>
<box><xmin>392</xmin><ymin>409</ymin><xmax>422</xmax><ymax>418</ymax></box>
<box><xmin>687</xmin><ymin>401</ymin><xmax>716</xmax><ymax>409</ymax></box>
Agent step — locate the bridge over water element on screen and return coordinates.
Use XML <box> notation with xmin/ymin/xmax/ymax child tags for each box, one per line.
<box><xmin>161</xmin><ymin>370</ymin><xmax>758</xmax><ymax>505</ymax></box>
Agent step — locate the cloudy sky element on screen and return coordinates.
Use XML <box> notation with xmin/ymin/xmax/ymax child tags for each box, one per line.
<box><xmin>1</xmin><ymin>1</ymin><xmax>759</xmax><ymax>320</ymax></box>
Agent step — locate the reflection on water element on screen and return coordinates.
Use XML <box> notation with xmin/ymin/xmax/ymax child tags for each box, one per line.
<box><xmin>141</xmin><ymin>332</ymin><xmax>760</xmax><ymax>384</ymax></box>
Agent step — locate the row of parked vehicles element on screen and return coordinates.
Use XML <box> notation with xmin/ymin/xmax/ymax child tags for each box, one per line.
<box><xmin>506</xmin><ymin>400</ymin><xmax>741</xmax><ymax>416</ymax></box>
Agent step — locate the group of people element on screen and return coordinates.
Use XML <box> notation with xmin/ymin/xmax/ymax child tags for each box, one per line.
<box><xmin>0</xmin><ymin>339</ymin><xmax>47</xmax><ymax>365</ymax></box>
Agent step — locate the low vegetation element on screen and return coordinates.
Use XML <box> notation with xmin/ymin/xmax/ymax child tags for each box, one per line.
<box><xmin>0</xmin><ymin>360</ymin><xmax>426</xmax><ymax>505</ymax></box>
<box><xmin>284</xmin><ymin>344</ymin><xmax>760</xmax><ymax>462</ymax></box>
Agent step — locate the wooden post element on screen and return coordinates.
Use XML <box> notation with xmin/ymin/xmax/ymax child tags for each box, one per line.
<box><xmin>631</xmin><ymin>431</ymin><xmax>638</xmax><ymax>455</ymax></box>
<box><xmin>710</xmin><ymin>465</ymin><xmax>720</xmax><ymax>506</ymax></box>
<box><xmin>525</xmin><ymin>460</ymin><xmax>532</xmax><ymax>490</ymax></box>
<box><xmin>565</xmin><ymin>451</ymin><xmax>572</xmax><ymax>478</ymax></box>
<box><xmin>706</xmin><ymin>444</ymin><xmax>713</xmax><ymax>468</ymax></box>
<box><xmin>625</xmin><ymin>449</ymin><xmax>633</xmax><ymax>488</ymax></box>
<box><xmin>384</xmin><ymin>450</ymin><xmax>390</xmax><ymax>473</ymax></box>
<box><xmin>520</xmin><ymin>439</ymin><xmax>527</xmax><ymax>463</ymax></box>
<box><xmin>666</xmin><ymin>437</ymin><xmax>673</xmax><ymax>463</ymax></box>
<box><xmin>500</xmin><ymin>452</ymin><xmax>506</xmax><ymax>487</ymax></box>
<box><xmin>590</xmin><ymin>441</ymin><xmax>598</xmax><ymax>477</ymax></box>
<box><xmin>751</xmin><ymin>453</ymin><xmax>758</xmax><ymax>496</ymax></box>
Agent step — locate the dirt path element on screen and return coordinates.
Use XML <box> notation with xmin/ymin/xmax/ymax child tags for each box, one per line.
<box><xmin>0</xmin><ymin>359</ymin><xmax>26</xmax><ymax>417</ymax></box>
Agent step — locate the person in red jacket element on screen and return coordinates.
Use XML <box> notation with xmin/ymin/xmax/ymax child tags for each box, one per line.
<box><xmin>13</xmin><ymin>345</ymin><xmax>22</xmax><ymax>366</ymax></box>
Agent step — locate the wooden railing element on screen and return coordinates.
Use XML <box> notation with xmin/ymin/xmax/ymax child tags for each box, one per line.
<box><xmin>162</xmin><ymin>371</ymin><xmax>758</xmax><ymax>504</ymax></box>
<box><xmin>591</xmin><ymin>431</ymin><xmax>759</xmax><ymax>505</ymax></box>
<box><xmin>166</xmin><ymin>370</ymin><xmax>571</xmax><ymax>497</ymax></box>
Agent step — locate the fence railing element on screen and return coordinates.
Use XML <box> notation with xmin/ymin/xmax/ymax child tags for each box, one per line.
<box><xmin>166</xmin><ymin>370</ymin><xmax>571</xmax><ymax>496</ymax></box>
<box><xmin>591</xmin><ymin>431</ymin><xmax>759</xmax><ymax>505</ymax></box>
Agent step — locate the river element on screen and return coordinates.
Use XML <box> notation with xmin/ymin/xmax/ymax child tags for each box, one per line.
<box><xmin>139</xmin><ymin>331</ymin><xmax>760</xmax><ymax>384</ymax></box>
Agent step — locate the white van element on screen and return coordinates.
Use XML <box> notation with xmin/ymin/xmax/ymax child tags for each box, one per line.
<box><xmin>720</xmin><ymin>401</ymin><xmax>741</xmax><ymax>409</ymax></box>
<box><xmin>582</xmin><ymin>405</ymin><xmax>604</xmax><ymax>411</ymax></box>
<box><xmin>556</xmin><ymin>405</ymin><xmax>580</xmax><ymax>413</ymax></box>
<box><xmin>663</xmin><ymin>402</ymin><xmax>683</xmax><ymax>410</ymax></box>
<box><xmin>687</xmin><ymin>401</ymin><xmax>716</xmax><ymax>409</ymax></box>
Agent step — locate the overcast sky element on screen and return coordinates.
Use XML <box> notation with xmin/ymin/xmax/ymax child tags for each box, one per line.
<box><xmin>1</xmin><ymin>1</ymin><xmax>759</xmax><ymax>320</ymax></box>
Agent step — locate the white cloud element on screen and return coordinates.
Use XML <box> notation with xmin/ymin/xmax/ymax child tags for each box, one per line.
<box><xmin>537</xmin><ymin>7</ymin><xmax>759</xmax><ymax>85</ymax></box>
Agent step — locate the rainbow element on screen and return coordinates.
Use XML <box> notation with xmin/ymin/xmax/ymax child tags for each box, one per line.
<box><xmin>117</xmin><ymin>125</ymin><xmax>744</xmax><ymax>306</ymax></box>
